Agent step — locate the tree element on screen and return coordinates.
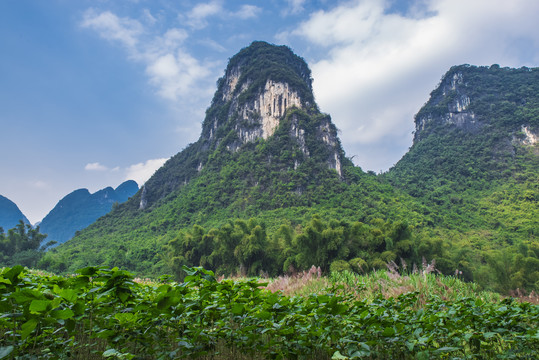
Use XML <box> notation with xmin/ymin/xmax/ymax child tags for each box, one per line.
<box><xmin>0</xmin><ymin>220</ymin><xmax>50</xmax><ymax>268</ymax></box>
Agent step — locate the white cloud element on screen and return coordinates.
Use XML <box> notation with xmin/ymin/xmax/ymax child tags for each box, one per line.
<box><xmin>81</xmin><ymin>10</ymin><xmax>214</xmax><ymax>101</ymax></box>
<box><xmin>146</xmin><ymin>49</ymin><xmax>212</xmax><ymax>100</ymax></box>
<box><xmin>233</xmin><ymin>5</ymin><xmax>262</xmax><ymax>19</ymax></box>
<box><xmin>85</xmin><ymin>162</ymin><xmax>109</xmax><ymax>171</ymax></box>
<box><xmin>186</xmin><ymin>1</ymin><xmax>223</xmax><ymax>29</ymax></box>
<box><xmin>83</xmin><ymin>158</ymin><xmax>167</xmax><ymax>187</ymax></box>
<box><xmin>183</xmin><ymin>2</ymin><xmax>261</xmax><ymax>28</ymax></box>
<box><xmin>283</xmin><ymin>0</ymin><xmax>307</xmax><ymax>16</ymax></box>
<box><xmin>199</xmin><ymin>38</ymin><xmax>227</xmax><ymax>52</ymax></box>
<box><xmin>81</xmin><ymin>10</ymin><xmax>143</xmax><ymax>51</ymax></box>
<box><xmin>288</xmin><ymin>0</ymin><xmax>539</xmax><ymax>171</ymax></box>
<box><xmin>125</xmin><ymin>158</ymin><xmax>168</xmax><ymax>185</ymax></box>
<box><xmin>142</xmin><ymin>8</ymin><xmax>157</xmax><ymax>25</ymax></box>
<box><xmin>28</xmin><ymin>180</ymin><xmax>49</xmax><ymax>189</ymax></box>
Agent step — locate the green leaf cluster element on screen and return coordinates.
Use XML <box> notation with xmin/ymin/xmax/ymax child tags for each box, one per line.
<box><xmin>1</xmin><ymin>266</ymin><xmax>537</xmax><ymax>359</ymax></box>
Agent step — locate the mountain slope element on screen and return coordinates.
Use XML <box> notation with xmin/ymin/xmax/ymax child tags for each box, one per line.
<box><xmin>386</xmin><ymin>64</ymin><xmax>539</xmax><ymax>291</ymax></box>
<box><xmin>43</xmin><ymin>42</ymin><xmax>422</xmax><ymax>275</ymax></box>
<box><xmin>387</xmin><ymin>64</ymin><xmax>538</xmax><ymax>228</ymax></box>
<box><xmin>0</xmin><ymin>195</ymin><xmax>29</xmax><ymax>231</ymax></box>
<box><xmin>39</xmin><ymin>180</ymin><xmax>138</xmax><ymax>245</ymax></box>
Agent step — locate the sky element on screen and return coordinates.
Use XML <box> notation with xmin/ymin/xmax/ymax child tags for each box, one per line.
<box><xmin>1</xmin><ymin>0</ymin><xmax>539</xmax><ymax>224</ymax></box>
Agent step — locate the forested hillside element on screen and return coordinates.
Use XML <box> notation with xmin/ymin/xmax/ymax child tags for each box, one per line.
<box><xmin>40</xmin><ymin>44</ymin><xmax>538</xmax><ymax>294</ymax></box>
<box><xmin>386</xmin><ymin>65</ymin><xmax>539</xmax><ymax>292</ymax></box>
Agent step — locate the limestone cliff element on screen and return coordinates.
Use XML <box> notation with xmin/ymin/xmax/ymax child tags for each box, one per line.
<box><xmin>413</xmin><ymin>65</ymin><xmax>539</xmax><ymax>152</ymax></box>
<box><xmin>414</xmin><ymin>68</ymin><xmax>480</xmax><ymax>143</ymax></box>
<box><xmin>204</xmin><ymin>42</ymin><xmax>343</xmax><ymax>172</ymax></box>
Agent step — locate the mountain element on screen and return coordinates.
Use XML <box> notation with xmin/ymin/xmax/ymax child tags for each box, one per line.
<box><xmin>43</xmin><ymin>41</ymin><xmax>421</xmax><ymax>275</ymax></box>
<box><xmin>386</xmin><ymin>64</ymin><xmax>538</xmax><ymax>291</ymax></box>
<box><xmin>41</xmin><ymin>44</ymin><xmax>538</xmax><ymax>293</ymax></box>
<box><xmin>387</xmin><ymin>64</ymin><xmax>538</xmax><ymax>229</ymax></box>
<box><xmin>39</xmin><ymin>180</ymin><xmax>138</xmax><ymax>245</ymax></box>
<box><xmin>0</xmin><ymin>195</ymin><xmax>30</xmax><ymax>231</ymax></box>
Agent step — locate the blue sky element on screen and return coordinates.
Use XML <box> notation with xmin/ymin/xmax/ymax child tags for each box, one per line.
<box><xmin>2</xmin><ymin>0</ymin><xmax>539</xmax><ymax>224</ymax></box>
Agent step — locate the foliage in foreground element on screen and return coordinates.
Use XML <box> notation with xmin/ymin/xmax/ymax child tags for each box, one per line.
<box><xmin>1</xmin><ymin>266</ymin><xmax>538</xmax><ymax>359</ymax></box>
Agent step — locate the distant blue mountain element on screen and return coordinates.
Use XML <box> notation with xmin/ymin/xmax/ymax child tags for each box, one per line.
<box><xmin>39</xmin><ymin>180</ymin><xmax>139</xmax><ymax>245</ymax></box>
<box><xmin>0</xmin><ymin>195</ymin><xmax>30</xmax><ymax>231</ymax></box>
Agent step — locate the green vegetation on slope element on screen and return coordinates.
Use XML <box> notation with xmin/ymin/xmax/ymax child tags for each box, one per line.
<box><xmin>39</xmin><ymin>49</ymin><xmax>539</xmax><ymax>295</ymax></box>
<box><xmin>385</xmin><ymin>65</ymin><xmax>539</xmax><ymax>293</ymax></box>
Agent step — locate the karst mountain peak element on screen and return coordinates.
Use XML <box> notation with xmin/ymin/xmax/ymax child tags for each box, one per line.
<box><xmin>139</xmin><ymin>41</ymin><xmax>348</xmax><ymax>209</ymax></box>
<box><xmin>202</xmin><ymin>41</ymin><xmax>314</xmax><ymax>144</ymax></box>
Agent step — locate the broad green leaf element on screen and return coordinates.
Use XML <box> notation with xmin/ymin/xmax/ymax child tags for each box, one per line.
<box><xmin>103</xmin><ymin>349</ymin><xmax>121</xmax><ymax>357</ymax></box>
<box><xmin>59</xmin><ymin>289</ymin><xmax>78</xmax><ymax>303</ymax></box>
<box><xmin>29</xmin><ymin>299</ymin><xmax>50</xmax><ymax>313</ymax></box>
<box><xmin>3</xmin><ymin>266</ymin><xmax>24</xmax><ymax>282</ymax></box>
<box><xmin>11</xmin><ymin>289</ymin><xmax>42</xmax><ymax>304</ymax></box>
<box><xmin>382</xmin><ymin>327</ymin><xmax>395</xmax><ymax>337</ymax></box>
<box><xmin>51</xmin><ymin>309</ymin><xmax>74</xmax><ymax>320</ymax></box>
<box><xmin>21</xmin><ymin>318</ymin><xmax>38</xmax><ymax>339</ymax></box>
<box><xmin>331</xmin><ymin>304</ymin><xmax>348</xmax><ymax>315</ymax></box>
<box><xmin>115</xmin><ymin>312</ymin><xmax>136</xmax><ymax>324</ymax></box>
<box><xmin>255</xmin><ymin>310</ymin><xmax>271</xmax><ymax>320</ymax></box>
<box><xmin>331</xmin><ymin>350</ymin><xmax>348</xmax><ymax>359</ymax></box>
<box><xmin>231</xmin><ymin>303</ymin><xmax>244</xmax><ymax>315</ymax></box>
<box><xmin>178</xmin><ymin>341</ymin><xmax>194</xmax><ymax>349</ymax></box>
<box><xmin>77</xmin><ymin>266</ymin><xmax>99</xmax><ymax>276</ymax></box>
<box><xmin>359</xmin><ymin>310</ymin><xmax>369</xmax><ymax>319</ymax></box>
<box><xmin>0</xmin><ymin>346</ymin><xmax>14</xmax><ymax>359</ymax></box>
<box><xmin>118</xmin><ymin>290</ymin><xmax>129</xmax><ymax>303</ymax></box>
<box><xmin>72</xmin><ymin>301</ymin><xmax>85</xmax><ymax>316</ymax></box>
<box><xmin>434</xmin><ymin>346</ymin><xmax>460</xmax><ymax>354</ymax></box>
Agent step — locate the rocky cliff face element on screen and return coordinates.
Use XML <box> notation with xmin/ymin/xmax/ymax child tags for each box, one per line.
<box><xmin>414</xmin><ymin>69</ymin><xmax>481</xmax><ymax>143</ymax></box>
<box><xmin>516</xmin><ymin>125</ymin><xmax>538</xmax><ymax>146</ymax></box>
<box><xmin>204</xmin><ymin>42</ymin><xmax>343</xmax><ymax>173</ymax></box>
<box><xmin>413</xmin><ymin>65</ymin><xmax>539</xmax><ymax>150</ymax></box>
<box><xmin>389</xmin><ymin>64</ymin><xmax>539</xmax><ymax>197</ymax></box>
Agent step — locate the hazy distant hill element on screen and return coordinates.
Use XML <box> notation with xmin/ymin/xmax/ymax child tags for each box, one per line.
<box><xmin>39</xmin><ymin>180</ymin><xmax>138</xmax><ymax>245</ymax></box>
<box><xmin>0</xmin><ymin>195</ymin><xmax>29</xmax><ymax>231</ymax></box>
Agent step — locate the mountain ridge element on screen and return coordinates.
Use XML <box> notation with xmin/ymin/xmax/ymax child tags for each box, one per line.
<box><xmin>0</xmin><ymin>195</ymin><xmax>30</xmax><ymax>231</ymax></box>
<box><xmin>41</xmin><ymin>44</ymin><xmax>538</xmax><ymax>293</ymax></box>
<box><xmin>39</xmin><ymin>180</ymin><xmax>138</xmax><ymax>246</ymax></box>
